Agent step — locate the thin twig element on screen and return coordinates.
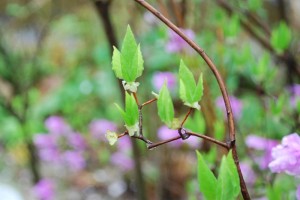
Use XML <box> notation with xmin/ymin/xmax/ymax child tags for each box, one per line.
<box><xmin>147</xmin><ymin>135</ymin><xmax>181</xmax><ymax>149</ymax></box>
<box><xmin>118</xmin><ymin>131</ymin><xmax>128</xmax><ymax>138</ymax></box>
<box><xmin>133</xmin><ymin>135</ymin><xmax>153</xmax><ymax>144</ymax></box>
<box><xmin>133</xmin><ymin>92</ymin><xmax>140</xmax><ymax>105</ymax></box>
<box><xmin>141</xmin><ymin>98</ymin><xmax>157</xmax><ymax>107</ymax></box>
<box><xmin>187</xmin><ymin>131</ymin><xmax>229</xmax><ymax>150</ymax></box>
<box><xmin>180</xmin><ymin>108</ymin><xmax>192</xmax><ymax>128</ymax></box>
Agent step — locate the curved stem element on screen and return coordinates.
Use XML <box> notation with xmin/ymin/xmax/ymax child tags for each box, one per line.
<box><xmin>187</xmin><ymin>131</ymin><xmax>229</xmax><ymax>150</ymax></box>
<box><xmin>133</xmin><ymin>1</ymin><xmax>250</xmax><ymax>199</ymax></box>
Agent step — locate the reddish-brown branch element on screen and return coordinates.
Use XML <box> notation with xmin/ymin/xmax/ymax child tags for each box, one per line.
<box><xmin>141</xmin><ymin>98</ymin><xmax>157</xmax><ymax>107</ymax></box>
<box><xmin>134</xmin><ymin>1</ymin><xmax>250</xmax><ymax>199</ymax></box>
<box><xmin>118</xmin><ymin>131</ymin><xmax>128</xmax><ymax>138</ymax></box>
<box><xmin>187</xmin><ymin>131</ymin><xmax>229</xmax><ymax>150</ymax></box>
<box><xmin>133</xmin><ymin>92</ymin><xmax>140</xmax><ymax>105</ymax></box>
<box><xmin>180</xmin><ymin>108</ymin><xmax>192</xmax><ymax>128</ymax></box>
<box><xmin>147</xmin><ymin>135</ymin><xmax>181</xmax><ymax>149</ymax></box>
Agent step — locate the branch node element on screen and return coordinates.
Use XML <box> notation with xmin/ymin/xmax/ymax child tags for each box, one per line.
<box><xmin>178</xmin><ymin>128</ymin><xmax>190</xmax><ymax>140</ymax></box>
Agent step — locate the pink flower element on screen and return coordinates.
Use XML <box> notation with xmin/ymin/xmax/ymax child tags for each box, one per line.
<box><xmin>62</xmin><ymin>151</ymin><xmax>86</xmax><ymax>171</ymax></box>
<box><xmin>34</xmin><ymin>118</ymin><xmax>87</xmax><ymax>171</ymax></box>
<box><xmin>240</xmin><ymin>162</ymin><xmax>256</xmax><ymax>186</ymax></box>
<box><xmin>166</xmin><ymin>29</ymin><xmax>195</xmax><ymax>54</ymax></box>
<box><xmin>33</xmin><ymin>179</ymin><xmax>54</xmax><ymax>200</ymax></box>
<box><xmin>89</xmin><ymin>119</ymin><xmax>117</xmax><ymax>141</ymax></box>
<box><xmin>268</xmin><ymin>133</ymin><xmax>300</xmax><ymax>176</ymax></box>
<box><xmin>289</xmin><ymin>84</ymin><xmax>300</xmax><ymax>108</ymax></box>
<box><xmin>117</xmin><ymin>136</ymin><xmax>131</xmax><ymax>151</ymax></box>
<box><xmin>34</xmin><ymin>134</ymin><xmax>56</xmax><ymax>149</ymax></box>
<box><xmin>67</xmin><ymin>132</ymin><xmax>86</xmax><ymax>150</ymax></box>
<box><xmin>152</xmin><ymin>72</ymin><xmax>177</xmax><ymax>92</ymax></box>
<box><xmin>45</xmin><ymin>116</ymin><xmax>70</xmax><ymax>136</ymax></box>
<box><xmin>216</xmin><ymin>96</ymin><xmax>243</xmax><ymax>119</ymax></box>
<box><xmin>110</xmin><ymin>152</ymin><xmax>134</xmax><ymax>171</ymax></box>
<box><xmin>185</xmin><ymin>136</ymin><xmax>201</xmax><ymax>149</ymax></box>
<box><xmin>246</xmin><ymin>135</ymin><xmax>278</xmax><ymax>169</ymax></box>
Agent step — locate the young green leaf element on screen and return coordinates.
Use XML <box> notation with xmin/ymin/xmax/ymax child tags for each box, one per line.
<box><xmin>179</xmin><ymin>60</ymin><xmax>204</xmax><ymax>110</ymax></box>
<box><xmin>120</xmin><ymin>25</ymin><xmax>144</xmax><ymax>82</ymax></box>
<box><xmin>179</xmin><ymin>60</ymin><xmax>196</xmax><ymax>101</ymax></box>
<box><xmin>193</xmin><ymin>73</ymin><xmax>204</xmax><ymax>103</ymax></box>
<box><xmin>216</xmin><ymin>151</ymin><xmax>240</xmax><ymax>200</ymax></box>
<box><xmin>196</xmin><ymin>151</ymin><xmax>217</xmax><ymax>200</ymax></box>
<box><xmin>157</xmin><ymin>83</ymin><xmax>174</xmax><ymax>128</ymax></box>
<box><xmin>112</xmin><ymin>46</ymin><xmax>122</xmax><ymax>79</ymax></box>
<box><xmin>124</xmin><ymin>92</ymin><xmax>139</xmax><ymax>126</ymax></box>
<box><xmin>270</xmin><ymin>21</ymin><xmax>292</xmax><ymax>53</ymax></box>
<box><xmin>111</xmin><ymin>25</ymin><xmax>144</xmax><ymax>89</ymax></box>
<box><xmin>115</xmin><ymin>92</ymin><xmax>139</xmax><ymax>136</ymax></box>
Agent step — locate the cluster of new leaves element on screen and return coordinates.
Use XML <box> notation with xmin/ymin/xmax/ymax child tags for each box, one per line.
<box><xmin>107</xmin><ymin>25</ymin><xmax>241</xmax><ymax>200</ymax></box>
<box><xmin>110</xmin><ymin>25</ymin><xmax>204</xmax><ymax>134</ymax></box>
<box><xmin>179</xmin><ymin>60</ymin><xmax>203</xmax><ymax>110</ymax></box>
<box><xmin>112</xmin><ymin>26</ymin><xmax>144</xmax><ymax>92</ymax></box>
<box><xmin>197</xmin><ymin>151</ymin><xmax>240</xmax><ymax>200</ymax></box>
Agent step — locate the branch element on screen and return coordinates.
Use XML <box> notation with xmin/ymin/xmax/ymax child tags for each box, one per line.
<box><xmin>180</xmin><ymin>108</ymin><xmax>192</xmax><ymax>128</ymax></box>
<box><xmin>187</xmin><ymin>131</ymin><xmax>229</xmax><ymax>150</ymax></box>
<box><xmin>141</xmin><ymin>98</ymin><xmax>157</xmax><ymax>107</ymax></box>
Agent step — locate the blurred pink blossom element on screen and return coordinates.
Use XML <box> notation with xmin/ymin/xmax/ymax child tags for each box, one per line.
<box><xmin>269</xmin><ymin>133</ymin><xmax>300</xmax><ymax>176</ymax></box>
<box><xmin>67</xmin><ymin>132</ymin><xmax>86</xmax><ymax>150</ymax></box>
<box><xmin>152</xmin><ymin>72</ymin><xmax>177</xmax><ymax>92</ymax></box>
<box><xmin>62</xmin><ymin>151</ymin><xmax>86</xmax><ymax>171</ymax></box>
<box><xmin>45</xmin><ymin>116</ymin><xmax>70</xmax><ymax>136</ymax></box>
<box><xmin>89</xmin><ymin>119</ymin><xmax>117</xmax><ymax>141</ymax></box>
<box><xmin>246</xmin><ymin>135</ymin><xmax>278</xmax><ymax>169</ymax></box>
<box><xmin>240</xmin><ymin>162</ymin><xmax>256</xmax><ymax>186</ymax></box>
<box><xmin>110</xmin><ymin>152</ymin><xmax>134</xmax><ymax>171</ymax></box>
<box><xmin>33</xmin><ymin>179</ymin><xmax>54</xmax><ymax>200</ymax></box>
<box><xmin>157</xmin><ymin>126</ymin><xmax>182</xmax><ymax>147</ymax></box>
<box><xmin>34</xmin><ymin>116</ymin><xmax>87</xmax><ymax>171</ymax></box>
<box><xmin>289</xmin><ymin>84</ymin><xmax>300</xmax><ymax>108</ymax></box>
<box><xmin>117</xmin><ymin>136</ymin><xmax>131</xmax><ymax>151</ymax></box>
<box><xmin>166</xmin><ymin>29</ymin><xmax>195</xmax><ymax>54</ymax></box>
<box><xmin>216</xmin><ymin>96</ymin><xmax>243</xmax><ymax>119</ymax></box>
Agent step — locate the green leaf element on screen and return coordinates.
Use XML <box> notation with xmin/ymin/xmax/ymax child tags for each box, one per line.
<box><xmin>270</xmin><ymin>21</ymin><xmax>292</xmax><ymax>53</ymax></box>
<box><xmin>157</xmin><ymin>83</ymin><xmax>174</xmax><ymax>127</ymax></box>
<box><xmin>112</xmin><ymin>46</ymin><xmax>123</xmax><ymax>79</ymax></box>
<box><xmin>120</xmin><ymin>25</ymin><xmax>144</xmax><ymax>82</ymax></box>
<box><xmin>196</xmin><ymin>151</ymin><xmax>217</xmax><ymax>200</ymax></box>
<box><xmin>216</xmin><ymin>151</ymin><xmax>240</xmax><ymax>200</ymax></box>
<box><xmin>115</xmin><ymin>92</ymin><xmax>139</xmax><ymax>127</ymax></box>
<box><xmin>193</xmin><ymin>73</ymin><xmax>204</xmax><ymax>102</ymax></box>
<box><xmin>179</xmin><ymin>60</ymin><xmax>196</xmax><ymax>102</ymax></box>
<box><xmin>179</xmin><ymin>60</ymin><xmax>204</xmax><ymax>109</ymax></box>
<box><xmin>185</xmin><ymin>111</ymin><xmax>206</xmax><ymax>133</ymax></box>
<box><xmin>133</xmin><ymin>44</ymin><xmax>144</xmax><ymax>79</ymax></box>
<box><xmin>125</xmin><ymin>92</ymin><xmax>139</xmax><ymax>126</ymax></box>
